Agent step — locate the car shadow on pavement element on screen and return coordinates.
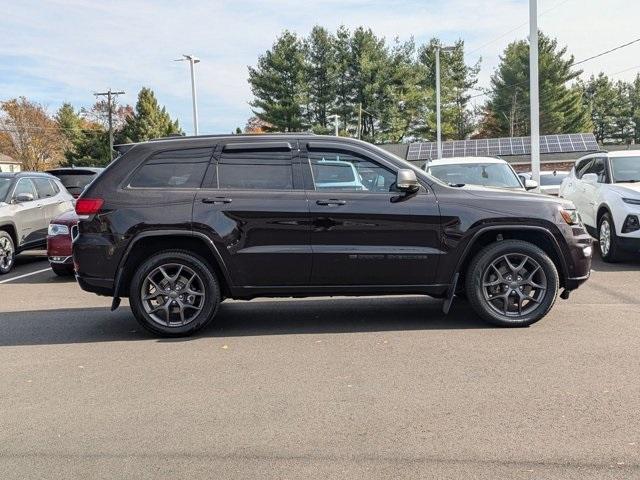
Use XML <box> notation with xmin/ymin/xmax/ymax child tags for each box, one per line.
<box><xmin>0</xmin><ymin>296</ymin><xmax>492</xmax><ymax>347</ymax></box>
<box><xmin>590</xmin><ymin>254</ymin><xmax>640</xmax><ymax>272</ymax></box>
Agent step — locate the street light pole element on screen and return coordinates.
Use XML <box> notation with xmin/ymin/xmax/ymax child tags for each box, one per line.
<box><xmin>435</xmin><ymin>45</ymin><xmax>455</xmax><ymax>159</ymax></box>
<box><xmin>175</xmin><ymin>54</ymin><xmax>200</xmax><ymax>136</ymax></box>
<box><xmin>529</xmin><ymin>0</ymin><xmax>541</xmax><ymax>189</ymax></box>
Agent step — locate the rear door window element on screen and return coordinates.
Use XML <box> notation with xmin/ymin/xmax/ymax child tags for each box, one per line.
<box><xmin>216</xmin><ymin>146</ymin><xmax>294</xmax><ymax>190</ymax></box>
<box><xmin>33</xmin><ymin>178</ymin><xmax>57</xmax><ymax>198</ymax></box>
<box><xmin>130</xmin><ymin>148</ymin><xmax>212</xmax><ymax>188</ymax></box>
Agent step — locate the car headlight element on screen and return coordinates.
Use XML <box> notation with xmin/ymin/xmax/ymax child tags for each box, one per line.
<box><xmin>560</xmin><ymin>208</ymin><xmax>581</xmax><ymax>225</ymax></box>
<box><xmin>48</xmin><ymin>224</ymin><xmax>70</xmax><ymax>236</ymax></box>
<box><xmin>622</xmin><ymin>197</ymin><xmax>640</xmax><ymax>206</ymax></box>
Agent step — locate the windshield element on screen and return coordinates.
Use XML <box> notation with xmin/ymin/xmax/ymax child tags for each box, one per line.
<box><xmin>428</xmin><ymin>163</ymin><xmax>522</xmax><ymax>188</ymax></box>
<box><xmin>610</xmin><ymin>156</ymin><xmax>640</xmax><ymax>183</ymax></box>
<box><xmin>540</xmin><ymin>173</ymin><xmax>568</xmax><ymax>186</ymax></box>
<box><xmin>50</xmin><ymin>172</ymin><xmax>98</xmax><ymax>196</ymax></box>
<box><xmin>0</xmin><ymin>178</ymin><xmax>11</xmax><ymax>201</ymax></box>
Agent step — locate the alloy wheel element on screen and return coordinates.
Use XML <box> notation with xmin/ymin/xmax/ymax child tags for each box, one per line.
<box><xmin>141</xmin><ymin>263</ymin><xmax>206</xmax><ymax>327</ymax></box>
<box><xmin>482</xmin><ymin>253</ymin><xmax>547</xmax><ymax>317</ymax></box>
<box><xmin>599</xmin><ymin>220</ymin><xmax>611</xmax><ymax>257</ymax></box>
<box><xmin>0</xmin><ymin>236</ymin><xmax>14</xmax><ymax>271</ymax></box>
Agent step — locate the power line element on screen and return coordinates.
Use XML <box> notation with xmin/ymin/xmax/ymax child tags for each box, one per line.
<box><xmin>94</xmin><ymin>89</ymin><xmax>125</xmax><ymax>162</ymax></box>
<box><xmin>466</xmin><ymin>0</ymin><xmax>573</xmax><ymax>58</ymax></box>
<box><xmin>573</xmin><ymin>37</ymin><xmax>640</xmax><ymax>66</ymax></box>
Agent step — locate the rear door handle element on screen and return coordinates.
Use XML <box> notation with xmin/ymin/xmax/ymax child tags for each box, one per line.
<box><xmin>202</xmin><ymin>197</ymin><xmax>232</xmax><ymax>204</ymax></box>
<box><xmin>316</xmin><ymin>199</ymin><xmax>346</xmax><ymax>206</ymax></box>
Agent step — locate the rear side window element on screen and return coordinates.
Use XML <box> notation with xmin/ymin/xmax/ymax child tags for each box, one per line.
<box><xmin>217</xmin><ymin>148</ymin><xmax>293</xmax><ymax>190</ymax></box>
<box><xmin>130</xmin><ymin>148</ymin><xmax>212</xmax><ymax>188</ymax></box>
<box><xmin>33</xmin><ymin>178</ymin><xmax>57</xmax><ymax>198</ymax></box>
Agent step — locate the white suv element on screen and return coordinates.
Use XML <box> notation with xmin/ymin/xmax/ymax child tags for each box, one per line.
<box><xmin>559</xmin><ymin>151</ymin><xmax>640</xmax><ymax>261</ymax></box>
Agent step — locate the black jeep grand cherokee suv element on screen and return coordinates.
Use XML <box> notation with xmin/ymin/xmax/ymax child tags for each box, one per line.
<box><xmin>74</xmin><ymin>134</ymin><xmax>592</xmax><ymax>336</ymax></box>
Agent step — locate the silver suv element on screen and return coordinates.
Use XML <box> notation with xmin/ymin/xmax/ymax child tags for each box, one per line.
<box><xmin>0</xmin><ymin>172</ymin><xmax>74</xmax><ymax>274</ymax></box>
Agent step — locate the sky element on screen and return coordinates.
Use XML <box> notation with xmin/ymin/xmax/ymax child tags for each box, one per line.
<box><xmin>2</xmin><ymin>0</ymin><xmax>640</xmax><ymax>135</ymax></box>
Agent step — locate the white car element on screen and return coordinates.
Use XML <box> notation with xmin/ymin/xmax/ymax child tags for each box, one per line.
<box><xmin>424</xmin><ymin>156</ymin><xmax>537</xmax><ymax>191</ymax></box>
<box><xmin>519</xmin><ymin>170</ymin><xmax>570</xmax><ymax>196</ymax></box>
<box><xmin>559</xmin><ymin>151</ymin><xmax>640</xmax><ymax>262</ymax></box>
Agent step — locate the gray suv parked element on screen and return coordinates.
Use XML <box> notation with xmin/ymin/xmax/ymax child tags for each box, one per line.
<box><xmin>0</xmin><ymin>172</ymin><xmax>74</xmax><ymax>274</ymax></box>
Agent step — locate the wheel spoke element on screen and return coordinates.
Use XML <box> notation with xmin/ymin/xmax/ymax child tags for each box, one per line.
<box><xmin>503</xmin><ymin>255</ymin><xmax>518</xmax><ymax>273</ymax></box>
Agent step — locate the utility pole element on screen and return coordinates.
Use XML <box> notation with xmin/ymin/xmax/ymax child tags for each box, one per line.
<box><xmin>175</xmin><ymin>54</ymin><xmax>200</xmax><ymax>135</ymax></box>
<box><xmin>358</xmin><ymin>103</ymin><xmax>362</xmax><ymax>140</ymax></box>
<box><xmin>435</xmin><ymin>45</ymin><xmax>455</xmax><ymax>159</ymax></box>
<box><xmin>529</xmin><ymin>0</ymin><xmax>541</xmax><ymax>189</ymax></box>
<box><xmin>94</xmin><ymin>89</ymin><xmax>125</xmax><ymax>162</ymax></box>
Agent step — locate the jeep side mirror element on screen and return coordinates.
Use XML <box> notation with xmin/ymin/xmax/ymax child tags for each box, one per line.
<box><xmin>524</xmin><ymin>179</ymin><xmax>538</xmax><ymax>191</ymax></box>
<box><xmin>14</xmin><ymin>192</ymin><xmax>34</xmax><ymax>203</ymax></box>
<box><xmin>396</xmin><ymin>169</ymin><xmax>420</xmax><ymax>193</ymax></box>
<box><xmin>582</xmin><ymin>173</ymin><xmax>598</xmax><ymax>185</ymax></box>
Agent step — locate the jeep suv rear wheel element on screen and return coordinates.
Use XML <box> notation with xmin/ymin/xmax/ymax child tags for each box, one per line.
<box><xmin>465</xmin><ymin>240</ymin><xmax>559</xmax><ymax>327</ymax></box>
<box><xmin>129</xmin><ymin>250</ymin><xmax>220</xmax><ymax>337</ymax></box>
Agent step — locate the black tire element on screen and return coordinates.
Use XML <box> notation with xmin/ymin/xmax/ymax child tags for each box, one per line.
<box><xmin>0</xmin><ymin>231</ymin><xmax>15</xmax><ymax>275</ymax></box>
<box><xmin>129</xmin><ymin>250</ymin><xmax>220</xmax><ymax>337</ymax></box>
<box><xmin>598</xmin><ymin>212</ymin><xmax>622</xmax><ymax>263</ymax></box>
<box><xmin>465</xmin><ymin>240</ymin><xmax>559</xmax><ymax>327</ymax></box>
<box><xmin>51</xmin><ymin>263</ymin><xmax>74</xmax><ymax>276</ymax></box>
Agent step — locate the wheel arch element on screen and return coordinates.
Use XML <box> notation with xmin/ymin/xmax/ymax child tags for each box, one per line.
<box><xmin>0</xmin><ymin>222</ymin><xmax>18</xmax><ymax>248</ymax></box>
<box><xmin>454</xmin><ymin>225</ymin><xmax>568</xmax><ymax>291</ymax></box>
<box><xmin>114</xmin><ymin>231</ymin><xmax>232</xmax><ymax>299</ymax></box>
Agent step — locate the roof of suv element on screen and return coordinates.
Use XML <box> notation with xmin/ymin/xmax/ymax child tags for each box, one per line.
<box><xmin>0</xmin><ymin>171</ymin><xmax>57</xmax><ymax>179</ymax></box>
<box><xmin>426</xmin><ymin>156</ymin><xmax>507</xmax><ymax>166</ymax></box>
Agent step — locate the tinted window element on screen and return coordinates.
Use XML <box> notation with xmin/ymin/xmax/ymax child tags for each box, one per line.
<box><xmin>218</xmin><ymin>148</ymin><xmax>293</xmax><ymax>190</ymax></box>
<box><xmin>308</xmin><ymin>150</ymin><xmax>396</xmax><ymax>192</ymax></box>
<box><xmin>33</xmin><ymin>178</ymin><xmax>57</xmax><ymax>198</ymax></box>
<box><xmin>583</xmin><ymin>158</ymin><xmax>607</xmax><ymax>183</ymax></box>
<box><xmin>52</xmin><ymin>172</ymin><xmax>99</xmax><ymax>196</ymax></box>
<box><xmin>13</xmin><ymin>178</ymin><xmax>37</xmax><ymax>200</ymax></box>
<box><xmin>130</xmin><ymin>148</ymin><xmax>211</xmax><ymax>188</ymax></box>
<box><xmin>575</xmin><ymin>159</ymin><xmax>593</xmax><ymax>179</ymax></box>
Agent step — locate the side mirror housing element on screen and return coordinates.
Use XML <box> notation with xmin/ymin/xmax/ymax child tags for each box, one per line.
<box><xmin>14</xmin><ymin>192</ymin><xmax>34</xmax><ymax>203</ymax></box>
<box><xmin>582</xmin><ymin>173</ymin><xmax>598</xmax><ymax>185</ymax></box>
<box><xmin>524</xmin><ymin>179</ymin><xmax>538</xmax><ymax>191</ymax></box>
<box><xmin>396</xmin><ymin>169</ymin><xmax>420</xmax><ymax>193</ymax></box>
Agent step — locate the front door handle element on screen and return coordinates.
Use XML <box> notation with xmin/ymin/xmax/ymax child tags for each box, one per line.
<box><xmin>202</xmin><ymin>197</ymin><xmax>232</xmax><ymax>204</ymax></box>
<box><xmin>316</xmin><ymin>199</ymin><xmax>346</xmax><ymax>206</ymax></box>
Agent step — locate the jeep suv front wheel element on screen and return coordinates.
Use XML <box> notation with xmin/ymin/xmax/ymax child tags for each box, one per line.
<box><xmin>465</xmin><ymin>240</ymin><xmax>559</xmax><ymax>327</ymax></box>
<box><xmin>129</xmin><ymin>250</ymin><xmax>221</xmax><ymax>336</ymax></box>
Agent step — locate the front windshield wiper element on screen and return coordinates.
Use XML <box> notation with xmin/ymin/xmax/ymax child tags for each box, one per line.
<box><xmin>448</xmin><ymin>183</ymin><xmax>466</xmax><ymax>187</ymax></box>
<box><xmin>616</xmin><ymin>179</ymin><xmax>639</xmax><ymax>183</ymax></box>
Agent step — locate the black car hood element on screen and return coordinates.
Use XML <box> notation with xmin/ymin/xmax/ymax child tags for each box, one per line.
<box><xmin>453</xmin><ymin>185</ymin><xmax>575</xmax><ymax>213</ymax></box>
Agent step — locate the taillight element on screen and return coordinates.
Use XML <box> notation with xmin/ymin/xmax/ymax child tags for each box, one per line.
<box><xmin>75</xmin><ymin>198</ymin><xmax>104</xmax><ymax>215</ymax></box>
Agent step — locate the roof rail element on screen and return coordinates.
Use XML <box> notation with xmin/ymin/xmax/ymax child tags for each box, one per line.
<box><xmin>149</xmin><ymin>132</ymin><xmax>315</xmax><ymax>142</ymax></box>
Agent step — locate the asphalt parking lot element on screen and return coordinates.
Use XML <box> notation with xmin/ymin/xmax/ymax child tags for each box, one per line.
<box><xmin>1</xmin><ymin>251</ymin><xmax>639</xmax><ymax>479</ymax></box>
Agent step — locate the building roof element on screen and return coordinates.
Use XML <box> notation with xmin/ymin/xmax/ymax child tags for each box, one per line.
<box><xmin>0</xmin><ymin>153</ymin><xmax>21</xmax><ymax>164</ymax></box>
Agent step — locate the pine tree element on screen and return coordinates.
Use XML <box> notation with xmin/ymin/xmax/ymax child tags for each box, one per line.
<box><xmin>583</xmin><ymin>73</ymin><xmax>631</xmax><ymax>143</ymax></box>
<box><xmin>304</xmin><ymin>26</ymin><xmax>337</xmax><ymax>133</ymax></box>
<box><xmin>55</xmin><ymin>103</ymin><xmax>111</xmax><ymax>167</ymax></box>
<box><xmin>480</xmin><ymin>33</ymin><xmax>591</xmax><ymax>137</ymax></box>
<box><xmin>248</xmin><ymin>31</ymin><xmax>307</xmax><ymax>132</ymax></box>
<box><xmin>120</xmin><ymin>87</ymin><xmax>182</xmax><ymax>143</ymax></box>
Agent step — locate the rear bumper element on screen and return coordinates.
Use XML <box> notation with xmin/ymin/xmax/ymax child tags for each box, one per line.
<box><xmin>76</xmin><ymin>274</ymin><xmax>114</xmax><ymax>297</ymax></box>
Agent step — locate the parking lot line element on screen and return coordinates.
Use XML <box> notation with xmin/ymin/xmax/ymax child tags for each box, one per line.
<box><xmin>0</xmin><ymin>267</ymin><xmax>52</xmax><ymax>284</ymax></box>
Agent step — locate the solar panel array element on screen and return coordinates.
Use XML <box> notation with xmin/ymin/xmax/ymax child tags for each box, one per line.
<box><xmin>406</xmin><ymin>133</ymin><xmax>599</xmax><ymax>161</ymax></box>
